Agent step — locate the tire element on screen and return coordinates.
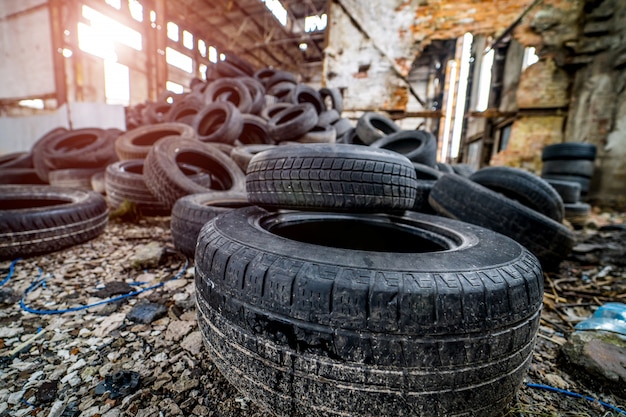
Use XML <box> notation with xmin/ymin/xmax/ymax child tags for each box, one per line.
<box><xmin>541</xmin><ymin>159</ymin><xmax>595</xmax><ymax>178</ymax></box>
<box><xmin>195</xmin><ymin>206</ymin><xmax>543</xmax><ymax>417</ymax></box>
<box><xmin>230</xmin><ymin>144</ymin><xmax>277</xmax><ymax>173</ymax></box>
<box><xmin>541</xmin><ymin>174</ymin><xmax>591</xmax><ymax>194</ymax></box>
<box><xmin>451</xmin><ymin>163</ymin><xmax>476</xmax><ymax>177</ymax></box>
<box><xmin>370</xmin><ymin>130</ymin><xmax>437</xmax><ymax>167</ymax></box>
<box><xmin>564</xmin><ymin>202</ymin><xmax>591</xmax><ymax>227</ymax></box>
<box><xmin>268</xmin><ymin>103</ymin><xmax>318</xmax><ymax>142</ymax></box>
<box><xmin>429</xmin><ymin>174</ymin><xmax>575</xmax><ymax>270</ymax></box>
<box><xmin>192</xmin><ymin>101</ymin><xmax>244</xmax><ymax>144</ymax></box>
<box><xmin>254</xmin><ymin>67</ymin><xmax>280</xmax><ymax>88</ymax></box>
<box><xmin>412</xmin><ymin>163</ymin><xmax>442</xmax><ymax>213</ymax></box>
<box><xmin>144</xmin><ymin>137</ymin><xmax>245</xmax><ymax>209</ymax></box>
<box><xmin>542</xmin><ymin>142</ymin><xmax>597</xmax><ymax>161</ymax></box>
<box><xmin>237</xmin><ymin>76</ymin><xmax>266</xmax><ymax>115</ymax></box>
<box><xmin>265</xmin><ymin>70</ymin><xmax>298</xmax><ymax>89</ymax></box>
<box><xmin>436</xmin><ymin>162</ymin><xmax>455</xmax><ymax>173</ymax></box>
<box><xmin>267</xmin><ymin>81</ymin><xmax>297</xmax><ymax>102</ymax></box>
<box><xmin>145</xmin><ymin>100</ymin><xmax>172</xmax><ymax>124</ymax></box>
<box><xmin>204</xmin><ymin>78</ymin><xmax>253</xmax><ymax>114</ymax></box>
<box><xmin>319</xmin><ymin>87</ymin><xmax>343</xmax><ymax>114</ymax></box>
<box><xmin>294</xmin><ymin>124</ymin><xmax>336</xmax><ymax>143</ymax></box>
<box><xmin>0</xmin><ymin>185</ymin><xmax>108</xmax><ymax>260</ymax></box>
<box><xmin>105</xmin><ymin>160</ymin><xmax>170</xmax><ymax>216</ymax></box>
<box><xmin>245</xmin><ymin>143</ymin><xmax>417</xmax><ymax>211</ymax></box>
<box><xmin>171</xmin><ymin>192</ymin><xmax>249</xmax><ymax>258</ymax></box>
<box><xmin>48</xmin><ymin>168</ymin><xmax>104</xmax><ymax>190</ymax></box>
<box><xmin>469</xmin><ymin>166</ymin><xmax>564</xmax><ymax>223</ymax></box>
<box><xmin>0</xmin><ymin>168</ymin><xmax>47</xmax><ymax>185</ymax></box>
<box><xmin>114</xmin><ymin>123</ymin><xmax>196</xmax><ymax>160</ymax></box>
<box><xmin>287</xmin><ymin>84</ymin><xmax>324</xmax><ymax>114</ymax></box>
<box><xmin>260</xmin><ymin>102</ymin><xmax>293</xmax><ymax>121</ymax></box>
<box><xmin>165</xmin><ymin>95</ymin><xmax>205</xmax><ymax>125</ymax></box>
<box><xmin>31</xmin><ymin>127</ymin><xmax>73</xmax><ymax>182</ymax></box>
<box><xmin>355</xmin><ymin>112</ymin><xmax>400</xmax><ymax>145</ymax></box>
<box><xmin>544</xmin><ymin>179</ymin><xmax>581</xmax><ymax>204</ymax></box>
<box><xmin>317</xmin><ymin>109</ymin><xmax>340</xmax><ymax>127</ymax></box>
<box><xmin>0</xmin><ymin>151</ymin><xmax>33</xmax><ymax>169</ymax></box>
<box><xmin>239</xmin><ymin>114</ymin><xmax>273</xmax><ymax>145</ymax></box>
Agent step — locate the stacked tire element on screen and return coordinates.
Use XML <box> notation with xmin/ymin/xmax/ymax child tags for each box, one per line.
<box><xmin>194</xmin><ymin>144</ymin><xmax>544</xmax><ymax>417</ymax></box>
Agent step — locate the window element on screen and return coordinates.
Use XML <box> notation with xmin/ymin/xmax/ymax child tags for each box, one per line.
<box><xmin>198</xmin><ymin>39</ymin><xmax>207</xmax><ymax>57</ymax></box>
<box><xmin>105</xmin><ymin>0</ymin><xmax>121</xmax><ymax>9</ymax></box>
<box><xmin>304</xmin><ymin>14</ymin><xmax>327</xmax><ymax>32</ymax></box>
<box><xmin>167</xmin><ymin>22</ymin><xmax>179</xmax><ymax>42</ymax></box>
<box><xmin>262</xmin><ymin>0</ymin><xmax>287</xmax><ymax>26</ymax></box>
<box><xmin>166</xmin><ymin>47</ymin><xmax>193</xmax><ymax>73</ymax></box>
<box><xmin>199</xmin><ymin>64</ymin><xmax>208</xmax><ymax>80</ymax></box>
<box><xmin>129</xmin><ymin>0</ymin><xmax>143</xmax><ymax>22</ymax></box>
<box><xmin>522</xmin><ymin>47</ymin><xmax>539</xmax><ymax>71</ymax></box>
<box><xmin>166</xmin><ymin>81</ymin><xmax>184</xmax><ymax>94</ymax></box>
<box><xmin>476</xmin><ymin>48</ymin><xmax>494</xmax><ymax>112</ymax></box>
<box><xmin>104</xmin><ymin>61</ymin><xmax>130</xmax><ymax>106</ymax></box>
<box><xmin>81</xmin><ymin>5</ymin><xmax>142</xmax><ymax>55</ymax></box>
<box><xmin>208</xmin><ymin>46</ymin><xmax>218</xmax><ymax>63</ymax></box>
<box><xmin>183</xmin><ymin>30</ymin><xmax>193</xmax><ymax>50</ymax></box>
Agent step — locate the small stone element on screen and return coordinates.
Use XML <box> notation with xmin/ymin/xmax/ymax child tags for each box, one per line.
<box><xmin>101</xmin><ymin>408</ymin><xmax>122</xmax><ymax>417</ymax></box>
<box><xmin>67</xmin><ymin>358</ymin><xmax>87</xmax><ymax>373</ymax></box>
<box><xmin>129</xmin><ymin>243</ymin><xmax>163</xmax><ymax>269</ymax></box>
<box><xmin>0</xmin><ymin>326</ymin><xmax>23</xmax><ymax>338</ymax></box>
<box><xmin>165</xmin><ymin>320</ymin><xmax>195</xmax><ymax>342</ymax></box>
<box><xmin>8</xmin><ymin>390</ymin><xmax>25</xmax><ymax>405</ymax></box>
<box><xmin>126</xmin><ymin>302</ymin><xmax>167</xmax><ymax>324</ymax></box>
<box><xmin>181</xmin><ymin>331</ymin><xmax>203</xmax><ymax>355</ymax></box>
<box><xmin>94</xmin><ymin>313</ymin><xmax>126</xmax><ymax>338</ymax></box>
<box><xmin>0</xmin><ymin>287</ymin><xmax>20</xmax><ymax>305</ymax></box>
<box><xmin>46</xmin><ymin>400</ymin><xmax>66</xmax><ymax>417</ymax></box>
<box><xmin>94</xmin><ymin>281</ymin><xmax>134</xmax><ymax>299</ymax></box>
<box><xmin>152</xmin><ymin>352</ymin><xmax>168</xmax><ymax>363</ymax></box>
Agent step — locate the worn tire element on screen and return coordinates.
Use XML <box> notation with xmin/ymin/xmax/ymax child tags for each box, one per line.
<box><xmin>0</xmin><ymin>185</ymin><xmax>108</xmax><ymax>260</ymax></box>
<box><xmin>412</xmin><ymin>163</ymin><xmax>442</xmax><ymax>213</ymax></box>
<box><xmin>268</xmin><ymin>103</ymin><xmax>318</xmax><ymax>142</ymax></box>
<box><xmin>542</xmin><ymin>142</ymin><xmax>597</xmax><ymax>161</ymax></box>
<box><xmin>0</xmin><ymin>168</ymin><xmax>47</xmax><ymax>185</ymax></box>
<box><xmin>246</xmin><ymin>143</ymin><xmax>417</xmax><ymax>211</ymax></box>
<box><xmin>230</xmin><ymin>144</ymin><xmax>277</xmax><ymax>173</ymax></box>
<box><xmin>541</xmin><ymin>159</ymin><xmax>595</xmax><ymax>178</ymax></box>
<box><xmin>287</xmin><ymin>84</ymin><xmax>324</xmax><ymax>114</ymax></box>
<box><xmin>541</xmin><ymin>174</ymin><xmax>591</xmax><ymax>194</ymax></box>
<box><xmin>429</xmin><ymin>174</ymin><xmax>575</xmax><ymax>270</ymax></box>
<box><xmin>171</xmin><ymin>192</ymin><xmax>250</xmax><ymax>258</ymax></box>
<box><xmin>469</xmin><ymin>166</ymin><xmax>564</xmax><ymax>223</ymax></box>
<box><xmin>294</xmin><ymin>124</ymin><xmax>336</xmax><ymax>143</ymax></box>
<box><xmin>144</xmin><ymin>137</ymin><xmax>246</xmax><ymax>209</ymax></box>
<box><xmin>370</xmin><ymin>130</ymin><xmax>437</xmax><ymax>167</ymax></box>
<box><xmin>319</xmin><ymin>87</ymin><xmax>343</xmax><ymax>114</ymax></box>
<box><xmin>355</xmin><ymin>112</ymin><xmax>401</xmax><ymax>145</ymax></box>
<box><xmin>192</xmin><ymin>101</ymin><xmax>244</xmax><ymax>144</ymax></box>
<box><xmin>48</xmin><ymin>168</ymin><xmax>104</xmax><ymax>190</ymax></box>
<box><xmin>204</xmin><ymin>77</ymin><xmax>253</xmax><ymax>114</ymax></box>
<box><xmin>195</xmin><ymin>206</ymin><xmax>543</xmax><ymax>417</ymax></box>
<box><xmin>545</xmin><ymin>179</ymin><xmax>581</xmax><ymax>204</ymax></box>
<box><xmin>564</xmin><ymin>202</ymin><xmax>591</xmax><ymax>227</ymax></box>
<box><xmin>0</xmin><ymin>152</ymin><xmax>33</xmax><ymax>169</ymax></box>
<box><xmin>239</xmin><ymin>114</ymin><xmax>273</xmax><ymax>145</ymax></box>
<box><xmin>114</xmin><ymin>123</ymin><xmax>196</xmax><ymax>160</ymax></box>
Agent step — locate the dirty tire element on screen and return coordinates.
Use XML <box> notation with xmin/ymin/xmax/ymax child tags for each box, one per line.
<box><xmin>230</xmin><ymin>144</ymin><xmax>277</xmax><ymax>173</ymax></box>
<box><xmin>165</xmin><ymin>96</ymin><xmax>205</xmax><ymax>125</ymax></box>
<box><xmin>268</xmin><ymin>103</ymin><xmax>318</xmax><ymax>142</ymax></box>
<box><xmin>436</xmin><ymin>162</ymin><xmax>455</xmax><ymax>173</ymax></box>
<box><xmin>542</xmin><ymin>142</ymin><xmax>597</xmax><ymax>161</ymax></box>
<box><xmin>114</xmin><ymin>123</ymin><xmax>196</xmax><ymax>160</ymax></box>
<box><xmin>319</xmin><ymin>87</ymin><xmax>343</xmax><ymax>114</ymax></box>
<box><xmin>0</xmin><ymin>185</ymin><xmax>108</xmax><ymax>260</ymax></box>
<box><xmin>246</xmin><ymin>143</ymin><xmax>417</xmax><ymax>211</ymax></box>
<box><xmin>204</xmin><ymin>77</ymin><xmax>253</xmax><ymax>114</ymax></box>
<box><xmin>192</xmin><ymin>101</ymin><xmax>244</xmax><ymax>144</ymax></box>
<box><xmin>355</xmin><ymin>112</ymin><xmax>401</xmax><ymax>145</ymax></box>
<box><xmin>287</xmin><ymin>84</ymin><xmax>324</xmax><ymax>114</ymax></box>
<box><xmin>541</xmin><ymin>174</ymin><xmax>591</xmax><ymax>194</ymax></box>
<box><xmin>170</xmin><ymin>192</ymin><xmax>249</xmax><ymax>259</ymax></box>
<box><xmin>469</xmin><ymin>166</ymin><xmax>564</xmax><ymax>223</ymax></box>
<box><xmin>105</xmin><ymin>160</ymin><xmax>170</xmax><ymax>216</ymax></box>
<box><xmin>294</xmin><ymin>124</ymin><xmax>336</xmax><ymax>143</ymax></box>
<box><xmin>541</xmin><ymin>159</ymin><xmax>595</xmax><ymax>178</ymax></box>
<box><xmin>451</xmin><ymin>163</ymin><xmax>476</xmax><ymax>178</ymax></box>
<box><xmin>0</xmin><ymin>152</ymin><xmax>33</xmax><ymax>169</ymax></box>
<box><xmin>412</xmin><ymin>163</ymin><xmax>442</xmax><ymax>213</ymax></box>
<box><xmin>144</xmin><ymin>137</ymin><xmax>245</xmax><ymax>209</ymax></box>
<box><xmin>429</xmin><ymin>174</ymin><xmax>575</xmax><ymax>270</ymax></box>
<box><xmin>544</xmin><ymin>179</ymin><xmax>581</xmax><ymax>204</ymax></box>
<box><xmin>239</xmin><ymin>114</ymin><xmax>273</xmax><ymax>145</ymax></box>
<box><xmin>370</xmin><ymin>130</ymin><xmax>437</xmax><ymax>167</ymax></box>
<box><xmin>195</xmin><ymin>206</ymin><xmax>543</xmax><ymax>417</ymax></box>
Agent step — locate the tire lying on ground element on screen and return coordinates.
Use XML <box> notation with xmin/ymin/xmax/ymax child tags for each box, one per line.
<box><xmin>411</xmin><ymin>162</ymin><xmax>442</xmax><ymax>213</ymax></box>
<box><xmin>114</xmin><ymin>123</ymin><xmax>196</xmax><ymax>160</ymax></box>
<box><xmin>370</xmin><ymin>129</ymin><xmax>437</xmax><ymax>167</ymax></box>
<box><xmin>0</xmin><ymin>185</ymin><xmax>108</xmax><ymax>260</ymax></box>
<box><xmin>195</xmin><ymin>206</ymin><xmax>544</xmax><ymax>417</ymax></box>
<box><xmin>544</xmin><ymin>179</ymin><xmax>581</xmax><ymax>204</ymax></box>
<box><xmin>355</xmin><ymin>111</ymin><xmax>400</xmax><ymax>145</ymax></box>
<box><xmin>429</xmin><ymin>173</ymin><xmax>575</xmax><ymax>270</ymax></box>
<box><xmin>144</xmin><ymin>136</ymin><xmax>246</xmax><ymax>209</ymax></box>
<box><xmin>170</xmin><ymin>192</ymin><xmax>249</xmax><ymax>259</ymax></box>
<box><xmin>245</xmin><ymin>143</ymin><xmax>418</xmax><ymax>211</ymax></box>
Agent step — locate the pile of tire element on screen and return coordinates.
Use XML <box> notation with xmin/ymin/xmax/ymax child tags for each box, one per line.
<box><xmin>540</xmin><ymin>142</ymin><xmax>597</xmax><ymax>227</ymax></box>
<box><xmin>193</xmin><ymin>143</ymin><xmax>544</xmax><ymax>417</ymax></box>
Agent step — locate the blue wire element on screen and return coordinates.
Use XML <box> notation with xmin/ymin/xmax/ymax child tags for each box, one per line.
<box><xmin>20</xmin><ymin>259</ymin><xmax>188</xmax><ymax>315</ymax></box>
<box><xmin>0</xmin><ymin>258</ymin><xmax>22</xmax><ymax>287</ymax></box>
<box><xmin>526</xmin><ymin>383</ymin><xmax>626</xmax><ymax>415</ymax></box>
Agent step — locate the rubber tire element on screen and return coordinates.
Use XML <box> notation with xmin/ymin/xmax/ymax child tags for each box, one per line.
<box><xmin>429</xmin><ymin>174</ymin><xmax>575</xmax><ymax>270</ymax></box>
<box><xmin>237</xmin><ymin>76</ymin><xmax>267</xmax><ymax>115</ymax></box>
<box><xmin>114</xmin><ymin>123</ymin><xmax>196</xmax><ymax>160</ymax></box>
<box><xmin>287</xmin><ymin>84</ymin><xmax>324</xmax><ymax>114</ymax></box>
<box><xmin>452</xmin><ymin>163</ymin><xmax>476</xmax><ymax>178</ymax></box>
<box><xmin>294</xmin><ymin>124</ymin><xmax>337</xmax><ymax>144</ymax></box>
<box><xmin>355</xmin><ymin>112</ymin><xmax>401</xmax><ymax>145</ymax></box>
<box><xmin>319</xmin><ymin>87</ymin><xmax>343</xmax><ymax>114</ymax></box>
<box><xmin>170</xmin><ymin>192</ymin><xmax>249</xmax><ymax>259</ymax></box>
<box><xmin>194</xmin><ymin>206</ymin><xmax>543</xmax><ymax>417</ymax></box>
<box><xmin>469</xmin><ymin>166</ymin><xmax>565</xmax><ymax>223</ymax></box>
<box><xmin>239</xmin><ymin>114</ymin><xmax>273</xmax><ymax>145</ymax></box>
<box><xmin>544</xmin><ymin>179</ymin><xmax>581</xmax><ymax>204</ymax></box>
<box><xmin>48</xmin><ymin>168</ymin><xmax>104</xmax><ymax>190</ymax></box>
<box><xmin>246</xmin><ymin>143</ymin><xmax>418</xmax><ymax>211</ymax></box>
<box><xmin>0</xmin><ymin>185</ymin><xmax>108</xmax><ymax>260</ymax></box>
<box><xmin>192</xmin><ymin>101</ymin><xmax>244</xmax><ymax>144</ymax></box>
<box><xmin>105</xmin><ymin>160</ymin><xmax>170</xmax><ymax>216</ymax></box>
<box><xmin>412</xmin><ymin>163</ymin><xmax>442</xmax><ymax>213</ymax></box>
<box><xmin>268</xmin><ymin>103</ymin><xmax>319</xmax><ymax>142</ymax></box>
<box><xmin>204</xmin><ymin>77</ymin><xmax>253</xmax><ymax>114</ymax></box>
<box><xmin>541</xmin><ymin>159</ymin><xmax>595</xmax><ymax>178</ymax></box>
<box><xmin>0</xmin><ymin>168</ymin><xmax>48</xmax><ymax>185</ymax></box>
<box><xmin>541</xmin><ymin>174</ymin><xmax>591</xmax><ymax>194</ymax></box>
<box><xmin>0</xmin><ymin>152</ymin><xmax>33</xmax><ymax>169</ymax></box>
<box><xmin>230</xmin><ymin>144</ymin><xmax>277</xmax><ymax>173</ymax></box>
<box><xmin>165</xmin><ymin>95</ymin><xmax>205</xmax><ymax>125</ymax></box>
<box><xmin>260</xmin><ymin>102</ymin><xmax>292</xmax><ymax>122</ymax></box>
<box><xmin>370</xmin><ymin>130</ymin><xmax>437</xmax><ymax>167</ymax></box>
<box><xmin>542</xmin><ymin>142</ymin><xmax>597</xmax><ymax>161</ymax></box>
<box><xmin>31</xmin><ymin>127</ymin><xmax>75</xmax><ymax>181</ymax></box>
<box><xmin>317</xmin><ymin>109</ymin><xmax>340</xmax><ymax>127</ymax></box>
<box><xmin>144</xmin><ymin>137</ymin><xmax>246</xmax><ymax>209</ymax></box>
<box><xmin>436</xmin><ymin>162</ymin><xmax>455</xmax><ymax>173</ymax></box>
<box><xmin>564</xmin><ymin>202</ymin><xmax>591</xmax><ymax>227</ymax></box>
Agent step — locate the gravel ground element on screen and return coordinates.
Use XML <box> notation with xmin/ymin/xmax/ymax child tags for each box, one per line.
<box><xmin>0</xmin><ymin>211</ymin><xmax>625</xmax><ymax>417</ymax></box>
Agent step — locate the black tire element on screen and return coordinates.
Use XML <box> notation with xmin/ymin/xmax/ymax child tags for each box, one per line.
<box><xmin>541</xmin><ymin>159</ymin><xmax>595</xmax><ymax>178</ymax></box>
<box><xmin>0</xmin><ymin>151</ymin><xmax>33</xmax><ymax>169</ymax></box>
<box><xmin>412</xmin><ymin>162</ymin><xmax>442</xmax><ymax>213</ymax></box>
<box><xmin>254</xmin><ymin>67</ymin><xmax>279</xmax><ymax>88</ymax></box>
<box><xmin>31</xmin><ymin>127</ymin><xmax>77</xmax><ymax>181</ymax></box>
<box><xmin>541</xmin><ymin>174</ymin><xmax>591</xmax><ymax>194</ymax></box>
<box><xmin>237</xmin><ymin>76</ymin><xmax>266</xmax><ymax>115</ymax></box>
<box><xmin>246</xmin><ymin>143</ymin><xmax>417</xmax><ymax>211</ymax></box>
<box><xmin>542</xmin><ymin>142</ymin><xmax>597</xmax><ymax>161</ymax></box>
<box><xmin>0</xmin><ymin>168</ymin><xmax>47</xmax><ymax>185</ymax></box>
<box><xmin>204</xmin><ymin>77</ymin><xmax>253</xmax><ymax>114</ymax></box>
<box><xmin>469</xmin><ymin>166</ymin><xmax>564</xmax><ymax>223</ymax></box>
<box><xmin>287</xmin><ymin>84</ymin><xmax>324</xmax><ymax>114</ymax></box>
<box><xmin>165</xmin><ymin>95</ymin><xmax>205</xmax><ymax>125</ymax></box>
<box><xmin>105</xmin><ymin>160</ymin><xmax>170</xmax><ymax>216</ymax></box>
<box><xmin>48</xmin><ymin>168</ymin><xmax>104</xmax><ymax>190</ymax></box>
<box><xmin>260</xmin><ymin>102</ymin><xmax>292</xmax><ymax>121</ymax></box>
<box><xmin>451</xmin><ymin>163</ymin><xmax>476</xmax><ymax>177</ymax></box>
<box><xmin>195</xmin><ymin>206</ymin><xmax>543</xmax><ymax>417</ymax></box>
<box><xmin>355</xmin><ymin>112</ymin><xmax>400</xmax><ymax>145</ymax></box>
<box><xmin>265</xmin><ymin>70</ymin><xmax>298</xmax><ymax>90</ymax></box>
<box><xmin>230</xmin><ymin>144</ymin><xmax>277</xmax><ymax>173</ymax></box>
<box><xmin>114</xmin><ymin>123</ymin><xmax>196</xmax><ymax>160</ymax></box>
<box><xmin>294</xmin><ymin>124</ymin><xmax>336</xmax><ymax>143</ymax></box>
<box><xmin>192</xmin><ymin>101</ymin><xmax>244</xmax><ymax>144</ymax></box>
<box><xmin>436</xmin><ymin>162</ymin><xmax>455</xmax><ymax>173</ymax></box>
<box><xmin>319</xmin><ymin>87</ymin><xmax>343</xmax><ymax>114</ymax></box>
<box><xmin>370</xmin><ymin>130</ymin><xmax>437</xmax><ymax>167</ymax></box>
<box><xmin>145</xmin><ymin>100</ymin><xmax>172</xmax><ymax>124</ymax></box>
<box><xmin>267</xmin><ymin>81</ymin><xmax>297</xmax><ymax>102</ymax></box>
<box><xmin>0</xmin><ymin>185</ymin><xmax>108</xmax><ymax>260</ymax></box>
<box><xmin>317</xmin><ymin>109</ymin><xmax>340</xmax><ymax>127</ymax></box>
<box><xmin>564</xmin><ymin>202</ymin><xmax>591</xmax><ymax>227</ymax></box>
<box><xmin>171</xmin><ymin>192</ymin><xmax>249</xmax><ymax>258</ymax></box>
<box><xmin>144</xmin><ymin>137</ymin><xmax>246</xmax><ymax>209</ymax></box>
<box><xmin>544</xmin><ymin>179</ymin><xmax>581</xmax><ymax>204</ymax></box>
<box><xmin>268</xmin><ymin>103</ymin><xmax>318</xmax><ymax>142</ymax></box>
<box><xmin>429</xmin><ymin>174</ymin><xmax>575</xmax><ymax>270</ymax></box>
<box><xmin>239</xmin><ymin>114</ymin><xmax>273</xmax><ymax>145</ymax></box>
